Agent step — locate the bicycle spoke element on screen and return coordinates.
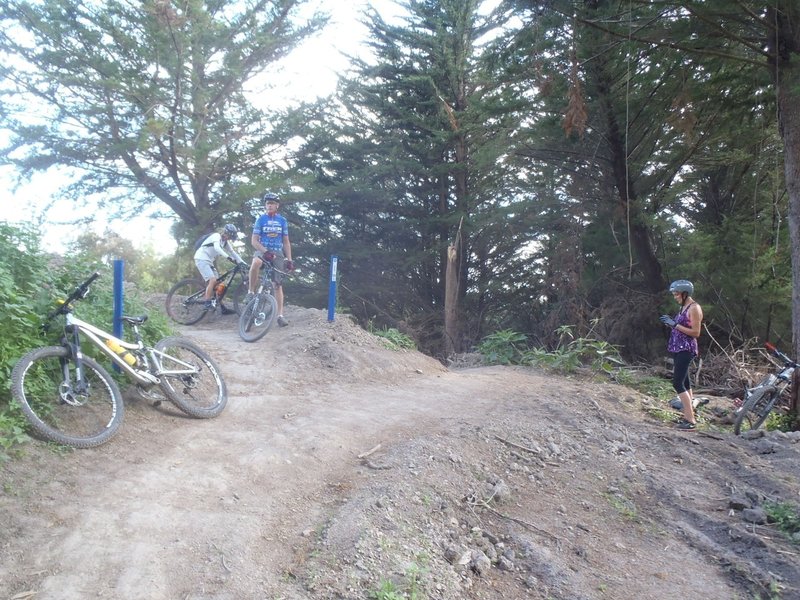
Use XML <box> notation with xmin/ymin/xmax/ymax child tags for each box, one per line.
<box><xmin>238</xmin><ymin>293</ymin><xmax>277</xmax><ymax>342</ymax></box>
<box><xmin>11</xmin><ymin>347</ymin><xmax>124</xmax><ymax>448</ymax></box>
<box><xmin>155</xmin><ymin>337</ymin><xmax>227</xmax><ymax>418</ymax></box>
<box><xmin>166</xmin><ymin>278</ymin><xmax>208</xmax><ymax>325</ymax></box>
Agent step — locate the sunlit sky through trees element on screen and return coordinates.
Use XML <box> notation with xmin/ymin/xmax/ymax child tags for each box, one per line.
<box><xmin>0</xmin><ymin>0</ymin><xmax>410</xmax><ymax>256</ymax></box>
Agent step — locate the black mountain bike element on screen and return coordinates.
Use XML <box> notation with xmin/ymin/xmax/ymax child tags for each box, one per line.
<box><xmin>238</xmin><ymin>261</ymin><xmax>284</xmax><ymax>342</ymax></box>
<box><xmin>734</xmin><ymin>342</ymin><xmax>798</xmax><ymax>435</ymax></box>
<box><xmin>166</xmin><ymin>261</ymin><xmax>249</xmax><ymax>325</ymax></box>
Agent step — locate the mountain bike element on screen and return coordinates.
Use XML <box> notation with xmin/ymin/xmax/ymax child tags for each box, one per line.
<box><xmin>165</xmin><ymin>261</ymin><xmax>249</xmax><ymax>325</ymax></box>
<box><xmin>11</xmin><ymin>272</ymin><xmax>227</xmax><ymax>448</ymax></box>
<box><xmin>238</xmin><ymin>260</ymin><xmax>285</xmax><ymax>342</ymax></box>
<box><xmin>734</xmin><ymin>342</ymin><xmax>798</xmax><ymax>435</ymax></box>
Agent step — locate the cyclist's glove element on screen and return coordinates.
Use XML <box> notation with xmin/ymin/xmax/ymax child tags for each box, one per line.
<box><xmin>261</xmin><ymin>251</ymin><xmax>275</xmax><ymax>263</ymax></box>
<box><xmin>285</xmin><ymin>259</ymin><xmax>295</xmax><ymax>272</ymax></box>
<box><xmin>659</xmin><ymin>314</ymin><xmax>676</xmax><ymax>328</ymax></box>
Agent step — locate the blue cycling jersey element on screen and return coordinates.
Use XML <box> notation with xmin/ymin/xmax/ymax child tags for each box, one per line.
<box><xmin>253</xmin><ymin>213</ymin><xmax>288</xmax><ymax>252</ymax></box>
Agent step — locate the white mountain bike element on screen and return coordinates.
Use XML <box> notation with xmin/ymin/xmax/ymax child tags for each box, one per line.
<box><xmin>733</xmin><ymin>342</ymin><xmax>798</xmax><ymax>435</ymax></box>
<box><xmin>11</xmin><ymin>272</ymin><xmax>227</xmax><ymax>448</ymax></box>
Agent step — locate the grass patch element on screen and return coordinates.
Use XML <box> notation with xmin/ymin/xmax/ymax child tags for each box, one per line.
<box><xmin>369</xmin><ymin>325</ymin><xmax>416</xmax><ymax>351</ymax></box>
<box><xmin>764</xmin><ymin>501</ymin><xmax>800</xmax><ymax>542</ymax></box>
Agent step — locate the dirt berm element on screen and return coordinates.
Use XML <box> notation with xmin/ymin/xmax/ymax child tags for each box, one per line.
<box><xmin>1</xmin><ymin>305</ymin><xmax>799</xmax><ymax>599</ymax></box>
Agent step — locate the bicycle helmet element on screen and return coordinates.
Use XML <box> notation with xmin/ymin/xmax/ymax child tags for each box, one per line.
<box><xmin>222</xmin><ymin>223</ymin><xmax>238</xmax><ymax>237</ymax></box>
<box><xmin>668</xmin><ymin>279</ymin><xmax>694</xmax><ymax>295</ymax></box>
<box><xmin>262</xmin><ymin>191</ymin><xmax>280</xmax><ymax>203</ymax></box>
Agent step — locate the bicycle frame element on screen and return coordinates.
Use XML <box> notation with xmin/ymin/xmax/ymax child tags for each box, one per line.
<box><xmin>64</xmin><ymin>312</ymin><xmax>200</xmax><ymax>388</ymax></box>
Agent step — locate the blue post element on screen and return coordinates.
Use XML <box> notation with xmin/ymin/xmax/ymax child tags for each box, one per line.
<box><xmin>112</xmin><ymin>260</ymin><xmax>124</xmax><ymax>372</ymax></box>
<box><xmin>113</xmin><ymin>260</ymin><xmax>124</xmax><ymax>336</ymax></box>
<box><xmin>327</xmin><ymin>255</ymin><xmax>338</xmax><ymax>322</ymax></box>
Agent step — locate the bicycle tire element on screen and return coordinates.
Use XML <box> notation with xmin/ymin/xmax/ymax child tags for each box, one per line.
<box><xmin>11</xmin><ymin>346</ymin><xmax>124</xmax><ymax>448</ymax></box>
<box><xmin>229</xmin><ymin>278</ymin><xmax>249</xmax><ymax>315</ymax></box>
<box><xmin>165</xmin><ymin>278</ymin><xmax>208</xmax><ymax>325</ymax></box>
<box><xmin>733</xmin><ymin>385</ymin><xmax>780</xmax><ymax>435</ymax></box>
<box><xmin>238</xmin><ymin>293</ymin><xmax>278</xmax><ymax>343</ymax></box>
<box><xmin>154</xmin><ymin>336</ymin><xmax>227</xmax><ymax>418</ymax></box>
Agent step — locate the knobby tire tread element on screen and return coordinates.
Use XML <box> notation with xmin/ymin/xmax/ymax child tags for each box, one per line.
<box><xmin>238</xmin><ymin>293</ymin><xmax>277</xmax><ymax>343</ymax></box>
<box><xmin>166</xmin><ymin>278</ymin><xmax>208</xmax><ymax>325</ymax></box>
<box><xmin>733</xmin><ymin>384</ymin><xmax>778</xmax><ymax>435</ymax></box>
<box><xmin>154</xmin><ymin>336</ymin><xmax>227</xmax><ymax>418</ymax></box>
<box><xmin>11</xmin><ymin>346</ymin><xmax>124</xmax><ymax>448</ymax></box>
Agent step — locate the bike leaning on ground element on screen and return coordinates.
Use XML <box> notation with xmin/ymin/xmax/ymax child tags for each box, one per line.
<box><xmin>11</xmin><ymin>272</ymin><xmax>227</xmax><ymax>448</ymax></box>
<box><xmin>238</xmin><ymin>259</ymin><xmax>287</xmax><ymax>343</ymax></box>
<box><xmin>734</xmin><ymin>342</ymin><xmax>798</xmax><ymax>435</ymax></box>
<box><xmin>165</xmin><ymin>261</ymin><xmax>249</xmax><ymax>325</ymax></box>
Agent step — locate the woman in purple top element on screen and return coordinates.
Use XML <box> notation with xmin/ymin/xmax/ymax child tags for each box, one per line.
<box><xmin>660</xmin><ymin>280</ymin><xmax>703</xmax><ymax>430</ymax></box>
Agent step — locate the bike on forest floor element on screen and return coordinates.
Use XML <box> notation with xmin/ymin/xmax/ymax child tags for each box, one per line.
<box><xmin>238</xmin><ymin>258</ymin><xmax>288</xmax><ymax>343</ymax></box>
<box><xmin>165</xmin><ymin>261</ymin><xmax>249</xmax><ymax>325</ymax></box>
<box><xmin>734</xmin><ymin>342</ymin><xmax>798</xmax><ymax>435</ymax></box>
<box><xmin>11</xmin><ymin>272</ymin><xmax>228</xmax><ymax>448</ymax></box>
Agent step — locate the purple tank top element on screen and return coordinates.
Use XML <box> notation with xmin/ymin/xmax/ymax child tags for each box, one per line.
<box><xmin>667</xmin><ymin>304</ymin><xmax>698</xmax><ymax>356</ymax></box>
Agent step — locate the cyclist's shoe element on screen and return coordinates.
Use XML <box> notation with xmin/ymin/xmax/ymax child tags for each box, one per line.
<box><xmin>277</xmin><ymin>315</ymin><xmax>289</xmax><ymax>327</ymax></box>
<box><xmin>219</xmin><ymin>303</ymin><xmax>236</xmax><ymax>315</ymax></box>
<box><xmin>676</xmin><ymin>420</ymin><xmax>696</xmax><ymax>431</ymax></box>
<box><xmin>203</xmin><ymin>300</ymin><xmax>216</xmax><ymax>311</ymax></box>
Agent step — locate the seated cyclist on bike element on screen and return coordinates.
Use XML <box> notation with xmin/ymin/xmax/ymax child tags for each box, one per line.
<box><xmin>194</xmin><ymin>224</ymin><xmax>247</xmax><ymax>314</ymax></box>
<box><xmin>248</xmin><ymin>191</ymin><xmax>294</xmax><ymax>327</ymax></box>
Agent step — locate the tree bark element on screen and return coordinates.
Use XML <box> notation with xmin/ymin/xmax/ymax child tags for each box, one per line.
<box><xmin>444</xmin><ymin>236</ymin><xmax>460</xmax><ymax>357</ymax></box>
<box><xmin>772</xmin><ymin>4</ymin><xmax>800</xmax><ymax>414</ymax></box>
<box><xmin>592</xmin><ymin>59</ymin><xmax>664</xmax><ymax>293</ymax></box>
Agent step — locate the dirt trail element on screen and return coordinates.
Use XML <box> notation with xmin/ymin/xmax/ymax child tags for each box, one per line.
<box><xmin>2</xmin><ymin>306</ymin><xmax>800</xmax><ymax>600</ymax></box>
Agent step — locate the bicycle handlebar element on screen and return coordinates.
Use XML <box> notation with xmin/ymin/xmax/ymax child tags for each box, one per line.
<box><xmin>46</xmin><ymin>272</ymin><xmax>101</xmax><ymax>321</ymax></box>
<box><xmin>764</xmin><ymin>341</ymin><xmax>799</xmax><ymax>369</ymax></box>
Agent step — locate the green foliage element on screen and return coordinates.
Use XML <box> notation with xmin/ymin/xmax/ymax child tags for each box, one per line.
<box><xmin>764</xmin><ymin>501</ymin><xmax>800</xmax><ymax>542</ymax></box>
<box><xmin>369</xmin><ymin>325</ymin><xmax>417</xmax><ymax>351</ymax></box>
<box><xmin>0</xmin><ymin>0</ymin><xmax>326</xmax><ymax>234</ymax></box>
<box><xmin>477</xmin><ymin>326</ymin><xmax>624</xmax><ymax>375</ymax></box>
<box><xmin>764</xmin><ymin>411</ymin><xmax>795</xmax><ymax>433</ymax></box>
<box><xmin>370</xmin><ymin>581</ymin><xmax>404</xmax><ymax>600</ymax></box>
<box><xmin>68</xmin><ymin>230</ymin><xmax>176</xmax><ymax>293</ymax></box>
<box><xmin>477</xmin><ymin>330</ymin><xmax>528</xmax><ymax>365</ymax></box>
<box><xmin>0</xmin><ymin>223</ymin><xmax>174</xmax><ymax>453</ymax></box>
<box><xmin>522</xmin><ymin>326</ymin><xmax>625</xmax><ymax>375</ymax></box>
<box><xmin>370</xmin><ymin>561</ymin><xmax>425</xmax><ymax>600</ymax></box>
<box><xmin>618</xmin><ymin>374</ymin><xmax>674</xmax><ymax>400</ymax></box>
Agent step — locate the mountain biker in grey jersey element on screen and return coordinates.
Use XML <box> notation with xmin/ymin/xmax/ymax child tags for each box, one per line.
<box><xmin>194</xmin><ymin>224</ymin><xmax>247</xmax><ymax>313</ymax></box>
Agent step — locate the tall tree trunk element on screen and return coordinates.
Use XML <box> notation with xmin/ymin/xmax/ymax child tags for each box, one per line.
<box><xmin>772</xmin><ymin>4</ymin><xmax>800</xmax><ymax>414</ymax></box>
<box><xmin>594</xmin><ymin>75</ymin><xmax>664</xmax><ymax>293</ymax></box>
<box><xmin>444</xmin><ymin>230</ymin><xmax>461</xmax><ymax>357</ymax></box>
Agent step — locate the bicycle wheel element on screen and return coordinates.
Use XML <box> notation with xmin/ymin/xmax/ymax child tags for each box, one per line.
<box><xmin>733</xmin><ymin>385</ymin><xmax>780</xmax><ymax>435</ymax></box>
<box><xmin>165</xmin><ymin>278</ymin><xmax>208</xmax><ymax>325</ymax></box>
<box><xmin>229</xmin><ymin>278</ymin><xmax>249</xmax><ymax>315</ymax></box>
<box><xmin>11</xmin><ymin>346</ymin><xmax>124</xmax><ymax>448</ymax></box>
<box><xmin>154</xmin><ymin>336</ymin><xmax>227</xmax><ymax>418</ymax></box>
<box><xmin>238</xmin><ymin>292</ymin><xmax>278</xmax><ymax>343</ymax></box>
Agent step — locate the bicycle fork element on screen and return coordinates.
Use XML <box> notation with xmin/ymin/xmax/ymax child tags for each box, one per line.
<box><xmin>58</xmin><ymin>330</ymin><xmax>90</xmax><ymax>406</ymax></box>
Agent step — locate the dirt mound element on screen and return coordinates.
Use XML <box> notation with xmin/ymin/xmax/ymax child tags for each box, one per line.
<box><xmin>1</xmin><ymin>303</ymin><xmax>800</xmax><ymax>600</ymax></box>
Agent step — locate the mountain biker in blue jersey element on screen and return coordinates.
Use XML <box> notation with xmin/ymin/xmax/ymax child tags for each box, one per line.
<box><xmin>248</xmin><ymin>192</ymin><xmax>294</xmax><ymax>327</ymax></box>
<box><xmin>194</xmin><ymin>224</ymin><xmax>247</xmax><ymax>314</ymax></box>
<box><xmin>660</xmin><ymin>279</ymin><xmax>704</xmax><ymax>430</ymax></box>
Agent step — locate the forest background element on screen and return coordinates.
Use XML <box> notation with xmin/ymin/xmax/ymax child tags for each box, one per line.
<box><xmin>0</xmin><ymin>0</ymin><xmax>798</xmax><ymax>367</ymax></box>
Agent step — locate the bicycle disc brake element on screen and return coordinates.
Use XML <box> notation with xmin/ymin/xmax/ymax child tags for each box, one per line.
<box><xmin>59</xmin><ymin>381</ymin><xmax>88</xmax><ymax>406</ymax></box>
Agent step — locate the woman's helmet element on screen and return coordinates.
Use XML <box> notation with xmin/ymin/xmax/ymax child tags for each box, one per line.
<box><xmin>262</xmin><ymin>191</ymin><xmax>280</xmax><ymax>203</ymax></box>
<box><xmin>223</xmin><ymin>223</ymin><xmax>238</xmax><ymax>237</ymax></box>
<box><xmin>669</xmin><ymin>279</ymin><xmax>694</xmax><ymax>295</ymax></box>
